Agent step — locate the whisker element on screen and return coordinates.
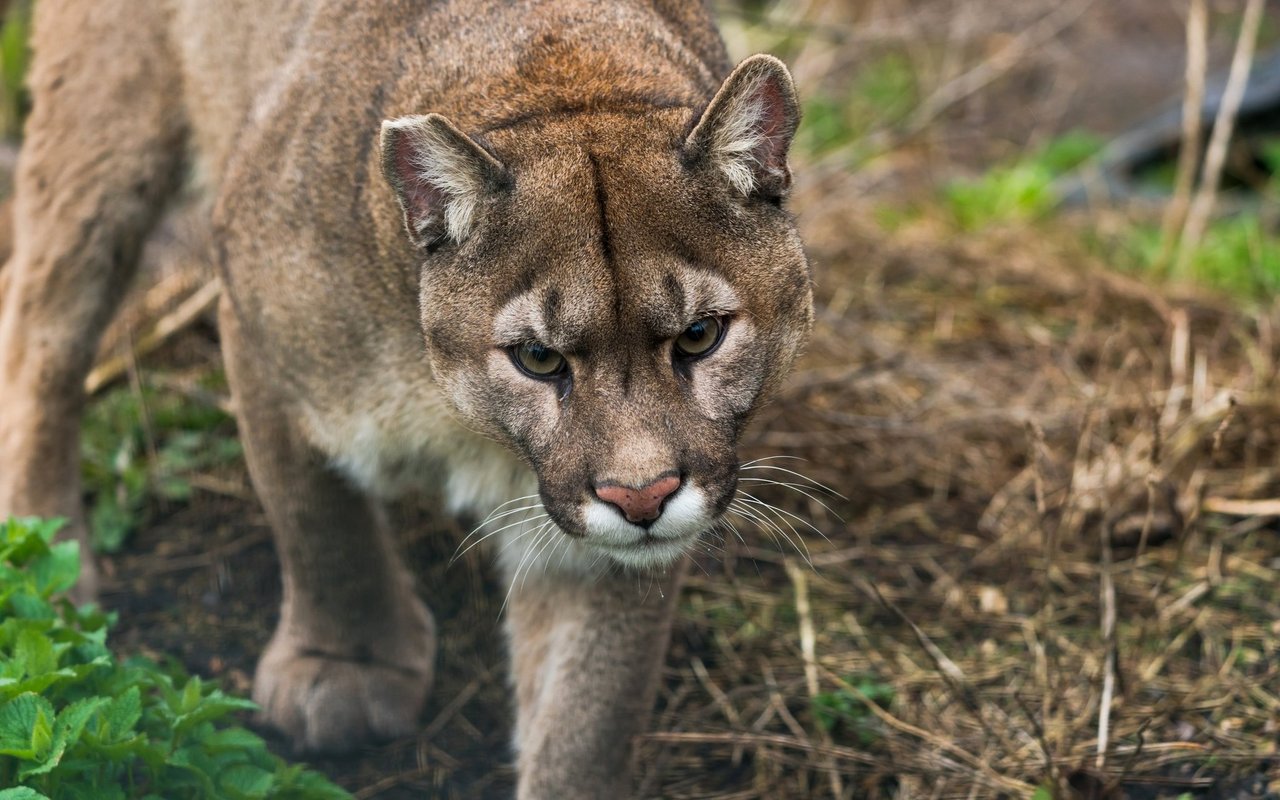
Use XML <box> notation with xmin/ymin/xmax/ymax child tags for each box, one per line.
<box><xmin>586</xmin><ymin>548</ymin><xmax>615</xmax><ymax>584</ymax></box>
<box><xmin>727</xmin><ymin>500</ymin><xmax>812</xmax><ymax>567</ymax></box>
<box><xmin>496</xmin><ymin>517</ymin><xmax>554</xmax><ymax>558</ymax></box>
<box><xmin>452</xmin><ymin>510</ymin><xmax>547</xmax><ymax>564</ymax></box>
<box><xmin>737</xmin><ymin>501</ymin><xmax>824</xmax><ymax>565</ymax></box>
<box><xmin>740</xmin><ymin>498</ymin><xmax>826</xmax><ymax>571</ymax></box>
<box><xmin>739</xmin><ymin>454</ymin><xmax>809</xmax><ymax>468</ymax></box>
<box><xmin>736</xmin><ymin>477</ymin><xmax>845</xmax><ymax>521</ymax></box>
<box><xmin>733</xmin><ymin>495</ymin><xmax>818</xmax><ymax>564</ymax></box>
<box><xmin>478</xmin><ymin>493</ymin><xmax>542</xmax><ymax>521</ymax></box>
<box><xmin>554</xmin><ymin>533</ymin><xmax>578</xmax><ymax>572</ymax></box>
<box><xmin>522</xmin><ymin>525</ymin><xmax>561</xmax><ymax>592</ymax></box>
<box><xmin>697</xmin><ymin>538</ymin><xmax>724</xmax><ymax>558</ymax></box>
<box><xmin>738</xmin><ymin>464</ymin><xmax>846</xmax><ymax>499</ymax></box>
<box><xmin>737</xmin><ymin>491</ymin><xmax>831</xmax><ymax>543</ymax></box>
<box><xmin>714</xmin><ymin>516</ymin><xmax>748</xmax><ymax>547</ymax></box>
<box><xmin>725</xmin><ymin>503</ymin><xmax>793</xmax><ymax>562</ymax></box>
<box><xmin>716</xmin><ymin>513</ymin><xmax>764</xmax><ymax>576</ymax></box>
<box><xmin>474</xmin><ymin>501</ymin><xmax>546</xmax><ymax>528</ymax></box>
<box><xmin>454</xmin><ymin>501</ymin><xmax>546</xmax><ymax>556</ymax></box>
<box><xmin>501</xmin><ymin>524</ymin><xmax>557</xmax><ymax>616</ymax></box>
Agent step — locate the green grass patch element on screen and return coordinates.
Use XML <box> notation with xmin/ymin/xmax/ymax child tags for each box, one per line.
<box><xmin>1118</xmin><ymin>213</ymin><xmax>1280</xmax><ymax>300</ymax></box>
<box><xmin>0</xmin><ymin>0</ymin><xmax>31</xmax><ymax>141</ymax></box>
<box><xmin>942</xmin><ymin>131</ymin><xmax>1104</xmax><ymax>230</ymax></box>
<box><xmin>940</xmin><ymin>129</ymin><xmax>1280</xmax><ymax>300</ymax></box>
<box><xmin>810</xmin><ymin>674</ymin><xmax>893</xmax><ymax>747</ymax></box>
<box><xmin>81</xmin><ymin>380</ymin><xmax>242</xmax><ymax>554</ymax></box>
<box><xmin>0</xmin><ymin>517</ymin><xmax>351</xmax><ymax>799</ymax></box>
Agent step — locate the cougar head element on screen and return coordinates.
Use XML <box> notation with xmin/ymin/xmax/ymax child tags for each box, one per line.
<box><xmin>380</xmin><ymin>55</ymin><xmax>813</xmax><ymax>570</ymax></box>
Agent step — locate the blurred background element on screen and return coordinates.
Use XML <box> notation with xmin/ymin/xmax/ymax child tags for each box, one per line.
<box><xmin>1</xmin><ymin>1</ymin><xmax>1278</xmax><ymax>797</ymax></box>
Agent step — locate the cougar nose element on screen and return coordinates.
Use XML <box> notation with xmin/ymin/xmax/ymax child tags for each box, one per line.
<box><xmin>593</xmin><ymin>475</ymin><xmax>682</xmax><ymax>525</ymax></box>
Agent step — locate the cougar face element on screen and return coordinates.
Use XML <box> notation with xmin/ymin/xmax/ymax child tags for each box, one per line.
<box><xmin>383</xmin><ymin>57</ymin><xmax>812</xmax><ymax>569</ymax></box>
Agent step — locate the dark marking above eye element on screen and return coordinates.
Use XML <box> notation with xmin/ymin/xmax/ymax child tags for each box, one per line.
<box><xmin>588</xmin><ymin>149</ymin><xmax>624</xmax><ymax>325</ymax></box>
<box><xmin>543</xmin><ymin>287</ymin><xmax>562</xmax><ymax>328</ymax></box>
<box><xmin>620</xmin><ymin>349</ymin><xmax>633</xmax><ymax>398</ymax></box>
<box><xmin>428</xmin><ymin>324</ymin><xmax>467</xmax><ymax>361</ymax></box>
<box><xmin>587</xmin><ymin>151</ymin><xmax>614</xmax><ymax>264</ymax></box>
<box><xmin>662</xmin><ymin>272</ymin><xmax>685</xmax><ymax>313</ymax></box>
<box><xmin>499</xmin><ymin>266</ymin><xmax>540</xmax><ymax>306</ymax></box>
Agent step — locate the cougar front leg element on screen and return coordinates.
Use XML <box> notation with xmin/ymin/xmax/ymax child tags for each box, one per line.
<box><xmin>507</xmin><ymin>560</ymin><xmax>686</xmax><ymax>799</ymax></box>
<box><xmin>219</xmin><ymin>305</ymin><xmax>436</xmax><ymax>753</ymax></box>
<box><xmin>0</xmin><ymin>0</ymin><xmax>184</xmax><ymax>598</ymax></box>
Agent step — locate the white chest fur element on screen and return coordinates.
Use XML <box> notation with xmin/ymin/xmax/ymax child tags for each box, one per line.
<box><xmin>296</xmin><ymin>390</ymin><xmax>604</xmax><ymax>578</ymax></box>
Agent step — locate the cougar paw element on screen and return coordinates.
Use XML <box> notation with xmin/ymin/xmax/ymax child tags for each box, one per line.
<box><xmin>253</xmin><ymin>642</ymin><xmax>435</xmax><ymax>753</ymax></box>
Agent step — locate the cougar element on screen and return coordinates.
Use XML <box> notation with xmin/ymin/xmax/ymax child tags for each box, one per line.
<box><xmin>0</xmin><ymin>0</ymin><xmax>813</xmax><ymax>795</ymax></box>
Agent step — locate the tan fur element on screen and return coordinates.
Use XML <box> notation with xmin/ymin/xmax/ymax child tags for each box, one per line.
<box><xmin>0</xmin><ymin>1</ymin><xmax>812</xmax><ymax>795</ymax></box>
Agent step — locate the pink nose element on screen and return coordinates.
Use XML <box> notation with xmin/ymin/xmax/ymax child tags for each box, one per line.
<box><xmin>593</xmin><ymin>475</ymin><xmax>681</xmax><ymax>524</ymax></box>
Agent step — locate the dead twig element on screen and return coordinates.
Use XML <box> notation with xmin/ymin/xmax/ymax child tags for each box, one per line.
<box><xmin>1096</xmin><ymin>507</ymin><xmax>1117</xmax><ymax>771</ymax></box>
<box><xmin>1201</xmin><ymin>496</ymin><xmax>1280</xmax><ymax>516</ymax></box>
<box><xmin>86</xmin><ymin>280</ymin><xmax>221</xmax><ymax>395</ymax></box>
<box><xmin>1155</xmin><ymin>0</ymin><xmax>1208</xmax><ymax>272</ymax></box>
<box><xmin>783</xmin><ymin>558</ymin><xmax>843</xmax><ymax>798</ymax></box>
<box><xmin>1174</xmin><ymin>0</ymin><xmax>1266</xmax><ymax>277</ymax></box>
<box><xmin>641</xmin><ymin>731</ymin><xmax>879</xmax><ymax>767</ymax></box>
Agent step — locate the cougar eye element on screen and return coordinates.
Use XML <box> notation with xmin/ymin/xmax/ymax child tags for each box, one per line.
<box><xmin>512</xmin><ymin>341</ymin><xmax>567</xmax><ymax>378</ymax></box>
<box><xmin>674</xmin><ymin>316</ymin><xmax>725</xmax><ymax>359</ymax></box>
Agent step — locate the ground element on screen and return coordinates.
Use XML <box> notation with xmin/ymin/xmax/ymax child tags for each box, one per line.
<box><xmin>13</xmin><ymin>1</ymin><xmax>1280</xmax><ymax>798</ymax></box>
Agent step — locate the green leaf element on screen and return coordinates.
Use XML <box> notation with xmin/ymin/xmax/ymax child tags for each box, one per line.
<box><xmin>271</xmin><ymin>768</ymin><xmax>355</xmax><ymax>800</ymax></box>
<box><xmin>180</xmin><ymin>675</ymin><xmax>203</xmax><ymax>714</ymax></box>
<box><xmin>55</xmin><ymin>696</ymin><xmax>109</xmax><ymax>747</ymax></box>
<box><xmin>3</xmin><ymin>517</ymin><xmax>64</xmax><ymax>550</ymax></box>
<box><xmin>174</xmin><ymin>692</ymin><xmax>258</xmax><ymax>734</ymax></box>
<box><xmin>83</xmin><ymin>733</ymin><xmax>158</xmax><ymax>764</ymax></box>
<box><xmin>14</xmin><ymin>628</ymin><xmax>56</xmax><ymax>677</ymax></box>
<box><xmin>0</xmin><ymin>788</ymin><xmax>53</xmax><ymax>800</ymax></box>
<box><xmin>15</xmin><ymin>698</ymin><xmax>106</xmax><ymax>779</ymax></box>
<box><xmin>203</xmin><ymin>727</ymin><xmax>267</xmax><ymax>752</ymax></box>
<box><xmin>0</xmin><ymin>667</ymin><xmax>79</xmax><ymax>701</ymax></box>
<box><xmin>219</xmin><ymin>763</ymin><xmax>275</xmax><ymax>798</ymax></box>
<box><xmin>6</xmin><ymin>592</ymin><xmax>52</xmax><ymax>621</ymax></box>
<box><xmin>31</xmin><ymin>540</ymin><xmax>80</xmax><ymax>595</ymax></box>
<box><xmin>0</xmin><ymin>692</ymin><xmax>53</xmax><ymax>758</ymax></box>
<box><xmin>0</xmin><ymin>518</ymin><xmax>350</xmax><ymax>798</ymax></box>
<box><xmin>27</xmin><ymin>699</ymin><xmax>53</xmax><ymax>762</ymax></box>
<box><xmin>103</xmin><ymin>685</ymin><xmax>142</xmax><ymax>738</ymax></box>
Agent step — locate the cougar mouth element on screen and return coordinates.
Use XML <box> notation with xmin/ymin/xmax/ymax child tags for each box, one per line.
<box><xmin>588</xmin><ymin>532</ymin><xmax>702</xmax><ymax>570</ymax></box>
<box><xmin>580</xmin><ymin>483</ymin><xmax>714</xmax><ymax>568</ymax></box>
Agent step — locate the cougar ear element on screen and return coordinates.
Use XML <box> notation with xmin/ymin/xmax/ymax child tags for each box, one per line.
<box><xmin>685</xmin><ymin>54</ymin><xmax>800</xmax><ymax>201</ymax></box>
<box><xmin>380</xmin><ymin>114</ymin><xmax>506</xmax><ymax>248</ymax></box>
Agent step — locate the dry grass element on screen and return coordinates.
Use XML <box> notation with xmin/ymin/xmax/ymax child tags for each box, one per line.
<box><xmin>631</xmin><ymin>190</ymin><xmax>1280</xmax><ymax>796</ymax></box>
<box><xmin>617</xmin><ymin>6</ymin><xmax>1279</xmax><ymax>795</ymax></box>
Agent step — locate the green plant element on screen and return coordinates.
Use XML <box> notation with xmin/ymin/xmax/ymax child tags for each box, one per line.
<box><xmin>0</xmin><ymin>0</ymin><xmax>31</xmax><ymax>141</ymax></box>
<box><xmin>810</xmin><ymin>675</ymin><xmax>894</xmax><ymax>747</ymax></box>
<box><xmin>943</xmin><ymin>131</ymin><xmax>1103</xmax><ymax>230</ymax></box>
<box><xmin>81</xmin><ymin>380</ymin><xmax>242</xmax><ymax>553</ymax></box>
<box><xmin>0</xmin><ymin>517</ymin><xmax>351</xmax><ymax>799</ymax></box>
<box><xmin>1122</xmin><ymin>213</ymin><xmax>1280</xmax><ymax>299</ymax></box>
